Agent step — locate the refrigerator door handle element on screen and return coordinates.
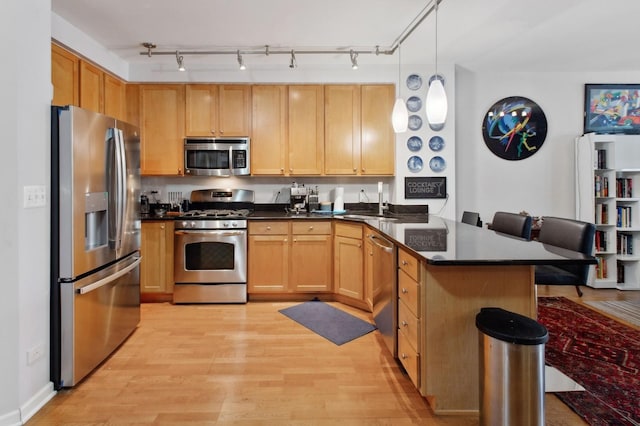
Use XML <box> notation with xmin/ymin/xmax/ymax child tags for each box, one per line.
<box><xmin>106</xmin><ymin>128</ymin><xmax>127</xmax><ymax>251</ymax></box>
<box><xmin>77</xmin><ymin>256</ymin><xmax>142</xmax><ymax>295</ymax></box>
<box><xmin>115</xmin><ymin>128</ymin><xmax>127</xmax><ymax>250</ymax></box>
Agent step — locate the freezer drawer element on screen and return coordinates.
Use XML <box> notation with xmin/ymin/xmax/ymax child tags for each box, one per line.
<box><xmin>60</xmin><ymin>254</ymin><xmax>141</xmax><ymax>387</ymax></box>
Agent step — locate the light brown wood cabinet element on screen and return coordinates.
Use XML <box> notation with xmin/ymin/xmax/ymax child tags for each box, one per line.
<box><xmin>397</xmin><ymin>246</ymin><xmax>421</xmax><ymax>389</ymax></box>
<box><xmin>139</xmin><ymin>84</ymin><xmax>185</xmax><ymax>175</ymax></box>
<box><xmin>334</xmin><ymin>222</ymin><xmax>364</xmax><ymax>300</ymax></box>
<box><xmin>103</xmin><ymin>74</ymin><xmax>126</xmax><ymax>121</ymax></box>
<box><xmin>248</xmin><ymin>220</ymin><xmax>332</xmax><ymax>294</ymax></box>
<box><xmin>141</xmin><ymin>221</ymin><xmax>174</xmax><ymax>295</ymax></box>
<box><xmin>79</xmin><ymin>60</ymin><xmax>104</xmax><ymax>114</ymax></box>
<box><xmin>251</xmin><ymin>85</ymin><xmax>288</xmax><ymax>175</ymax></box>
<box><xmin>185</xmin><ymin>84</ymin><xmax>251</xmax><ymax>137</ymax></box>
<box><xmin>324</xmin><ymin>84</ymin><xmax>395</xmax><ymax>176</ymax></box>
<box><xmin>290</xmin><ymin>221</ymin><xmax>332</xmax><ymax>292</ymax></box>
<box><xmin>288</xmin><ymin>85</ymin><xmax>325</xmax><ymax>175</ymax></box>
<box><xmin>51</xmin><ymin>43</ymin><xmax>79</xmax><ymax>106</ymax></box>
<box><xmin>248</xmin><ymin>221</ymin><xmax>290</xmax><ymax>292</ymax></box>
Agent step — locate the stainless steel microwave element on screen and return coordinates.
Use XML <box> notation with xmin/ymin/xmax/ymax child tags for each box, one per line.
<box><xmin>184</xmin><ymin>137</ymin><xmax>250</xmax><ymax>176</ymax></box>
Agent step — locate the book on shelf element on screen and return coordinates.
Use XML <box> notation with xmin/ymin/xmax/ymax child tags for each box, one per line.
<box><xmin>595</xmin><ymin>149</ymin><xmax>607</xmax><ymax>169</ymax></box>
<box><xmin>595</xmin><ymin>256</ymin><xmax>608</xmax><ymax>279</ymax></box>
<box><xmin>617</xmin><ymin>233</ymin><xmax>633</xmax><ymax>255</ymax></box>
<box><xmin>616</xmin><ymin>206</ymin><xmax>632</xmax><ymax>227</ymax></box>
<box><xmin>594</xmin><ymin>175</ymin><xmax>609</xmax><ymax>197</ymax></box>
<box><xmin>595</xmin><ymin>230</ymin><xmax>607</xmax><ymax>252</ymax></box>
<box><xmin>616</xmin><ymin>177</ymin><xmax>633</xmax><ymax>198</ymax></box>
<box><xmin>595</xmin><ymin>203</ymin><xmax>609</xmax><ymax>224</ymax></box>
<box><xmin>617</xmin><ymin>260</ymin><xmax>625</xmax><ymax>283</ymax></box>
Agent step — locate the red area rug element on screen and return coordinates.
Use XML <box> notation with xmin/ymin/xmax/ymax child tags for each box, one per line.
<box><xmin>538</xmin><ymin>297</ymin><xmax>640</xmax><ymax>425</ymax></box>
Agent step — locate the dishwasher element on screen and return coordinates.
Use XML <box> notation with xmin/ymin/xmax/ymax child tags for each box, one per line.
<box><xmin>369</xmin><ymin>231</ymin><xmax>397</xmax><ymax>356</ymax></box>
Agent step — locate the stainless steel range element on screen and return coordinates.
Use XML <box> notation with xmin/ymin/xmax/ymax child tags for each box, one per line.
<box><xmin>173</xmin><ymin>189</ymin><xmax>254</xmax><ymax>303</ymax></box>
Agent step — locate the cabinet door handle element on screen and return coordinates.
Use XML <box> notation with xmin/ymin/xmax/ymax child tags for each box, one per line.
<box><xmin>308</xmin><ymin>226</ymin><xmax>314</xmax><ymax>230</ymax></box>
<box><xmin>358</xmin><ymin>243</ymin><xmax>362</xmax><ymax>248</ymax></box>
<box><xmin>160</xmin><ymin>225</ymin><xmax>165</xmax><ymax>229</ymax></box>
<box><xmin>284</xmin><ymin>238</ymin><xmax>288</xmax><ymax>242</ymax></box>
<box><xmin>401</xmin><ymin>321</ymin><xmax>408</xmax><ymax>327</ymax></box>
<box><xmin>293</xmin><ymin>239</ymin><xmax>297</xmax><ymax>242</ymax></box>
<box><xmin>266</xmin><ymin>226</ymin><xmax>271</xmax><ymax>230</ymax></box>
<box><xmin>401</xmin><ymin>288</ymin><xmax>408</xmax><ymax>294</ymax></box>
<box><xmin>220</xmin><ymin>130</ymin><xmax>224</xmax><ymax>134</ymax></box>
<box><xmin>401</xmin><ymin>353</ymin><xmax>408</xmax><ymax>360</ymax></box>
<box><xmin>402</xmin><ymin>260</ymin><xmax>409</xmax><ymax>266</ymax></box>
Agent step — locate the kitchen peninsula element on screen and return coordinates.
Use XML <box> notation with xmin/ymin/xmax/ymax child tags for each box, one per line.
<box><xmin>153</xmin><ymin>207</ymin><xmax>595</xmax><ymax>415</ymax></box>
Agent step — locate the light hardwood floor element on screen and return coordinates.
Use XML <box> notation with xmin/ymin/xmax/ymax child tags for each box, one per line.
<box><xmin>27</xmin><ymin>286</ymin><xmax>640</xmax><ymax>425</ymax></box>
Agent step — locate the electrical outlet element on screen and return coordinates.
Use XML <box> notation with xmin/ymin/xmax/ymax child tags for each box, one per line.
<box><xmin>23</xmin><ymin>185</ymin><xmax>47</xmax><ymax>208</ymax></box>
<box><xmin>27</xmin><ymin>343</ymin><xmax>45</xmax><ymax>365</ymax></box>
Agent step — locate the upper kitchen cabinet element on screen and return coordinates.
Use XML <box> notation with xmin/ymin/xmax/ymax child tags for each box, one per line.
<box><xmin>324</xmin><ymin>84</ymin><xmax>395</xmax><ymax>176</ymax></box>
<box><xmin>103</xmin><ymin>74</ymin><xmax>126</xmax><ymax>122</ymax></box>
<box><xmin>361</xmin><ymin>84</ymin><xmax>395</xmax><ymax>175</ymax></box>
<box><xmin>251</xmin><ymin>85</ymin><xmax>288</xmax><ymax>175</ymax></box>
<box><xmin>288</xmin><ymin>85</ymin><xmax>325</xmax><ymax>175</ymax></box>
<box><xmin>185</xmin><ymin>84</ymin><xmax>251</xmax><ymax>137</ymax></box>
<box><xmin>140</xmin><ymin>84</ymin><xmax>185</xmax><ymax>175</ymax></box>
<box><xmin>51</xmin><ymin>43</ymin><xmax>79</xmax><ymax>107</ymax></box>
<box><xmin>79</xmin><ymin>60</ymin><xmax>104</xmax><ymax>114</ymax></box>
<box><xmin>324</xmin><ymin>85</ymin><xmax>361</xmax><ymax>175</ymax></box>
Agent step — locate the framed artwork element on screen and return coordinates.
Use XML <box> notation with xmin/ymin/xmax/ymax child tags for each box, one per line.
<box><xmin>481</xmin><ymin>96</ymin><xmax>547</xmax><ymax>161</ymax></box>
<box><xmin>584</xmin><ymin>84</ymin><xmax>640</xmax><ymax>134</ymax></box>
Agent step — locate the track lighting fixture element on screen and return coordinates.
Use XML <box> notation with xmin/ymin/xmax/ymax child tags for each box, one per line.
<box><xmin>176</xmin><ymin>51</ymin><xmax>185</xmax><ymax>71</ymax></box>
<box><xmin>391</xmin><ymin>46</ymin><xmax>408</xmax><ymax>133</ymax></box>
<box><xmin>426</xmin><ymin>0</ymin><xmax>448</xmax><ymax>125</ymax></box>
<box><xmin>289</xmin><ymin>50</ymin><xmax>297</xmax><ymax>69</ymax></box>
<box><xmin>237</xmin><ymin>50</ymin><xmax>246</xmax><ymax>70</ymax></box>
<box><xmin>350</xmin><ymin>50</ymin><xmax>359</xmax><ymax>70</ymax></box>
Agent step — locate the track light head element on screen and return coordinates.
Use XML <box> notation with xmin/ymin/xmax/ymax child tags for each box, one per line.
<box><xmin>289</xmin><ymin>50</ymin><xmax>297</xmax><ymax>69</ymax></box>
<box><xmin>237</xmin><ymin>50</ymin><xmax>246</xmax><ymax>70</ymax></box>
<box><xmin>350</xmin><ymin>50</ymin><xmax>359</xmax><ymax>70</ymax></box>
<box><xmin>176</xmin><ymin>51</ymin><xmax>185</xmax><ymax>71</ymax></box>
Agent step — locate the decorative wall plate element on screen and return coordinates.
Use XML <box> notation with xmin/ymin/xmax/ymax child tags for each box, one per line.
<box><xmin>406</xmin><ymin>74</ymin><xmax>423</xmax><ymax>91</ymax></box>
<box><xmin>429</xmin><ymin>156</ymin><xmax>446</xmax><ymax>172</ymax></box>
<box><xmin>428</xmin><ymin>136</ymin><xmax>445</xmax><ymax>152</ymax></box>
<box><xmin>407</xmin><ymin>136</ymin><xmax>423</xmax><ymax>152</ymax></box>
<box><xmin>408</xmin><ymin>115</ymin><xmax>423</xmax><ymax>131</ymax></box>
<box><xmin>406</xmin><ymin>96</ymin><xmax>422</xmax><ymax>112</ymax></box>
<box><xmin>407</xmin><ymin>156</ymin><xmax>423</xmax><ymax>172</ymax></box>
<box><xmin>429</xmin><ymin>122</ymin><xmax>445</xmax><ymax>132</ymax></box>
<box><xmin>481</xmin><ymin>96</ymin><xmax>548</xmax><ymax>160</ymax></box>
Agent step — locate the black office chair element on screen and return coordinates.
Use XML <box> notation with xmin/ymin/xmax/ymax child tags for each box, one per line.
<box><xmin>491</xmin><ymin>211</ymin><xmax>532</xmax><ymax>240</ymax></box>
<box><xmin>534</xmin><ymin>216</ymin><xmax>596</xmax><ymax>297</ymax></box>
<box><xmin>461</xmin><ymin>211</ymin><xmax>482</xmax><ymax>227</ymax></box>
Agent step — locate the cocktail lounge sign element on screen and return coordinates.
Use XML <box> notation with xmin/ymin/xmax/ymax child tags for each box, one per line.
<box><xmin>405</xmin><ymin>177</ymin><xmax>447</xmax><ymax>199</ymax></box>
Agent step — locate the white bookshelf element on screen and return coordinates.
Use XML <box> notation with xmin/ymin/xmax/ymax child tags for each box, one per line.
<box><xmin>576</xmin><ymin>133</ymin><xmax>640</xmax><ymax>290</ymax></box>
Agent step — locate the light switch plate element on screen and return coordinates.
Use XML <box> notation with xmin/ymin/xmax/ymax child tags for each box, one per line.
<box><xmin>24</xmin><ymin>185</ymin><xmax>47</xmax><ymax>208</ymax></box>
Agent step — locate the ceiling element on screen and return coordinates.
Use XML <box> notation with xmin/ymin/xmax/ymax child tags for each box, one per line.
<box><xmin>51</xmin><ymin>0</ymin><xmax>640</xmax><ymax>72</ymax></box>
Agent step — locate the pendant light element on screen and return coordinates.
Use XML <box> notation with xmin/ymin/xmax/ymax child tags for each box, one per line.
<box><xmin>392</xmin><ymin>46</ymin><xmax>408</xmax><ymax>133</ymax></box>
<box><xmin>425</xmin><ymin>0</ymin><xmax>447</xmax><ymax>125</ymax></box>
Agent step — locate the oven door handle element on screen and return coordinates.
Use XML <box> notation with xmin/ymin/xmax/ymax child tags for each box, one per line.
<box><xmin>175</xmin><ymin>230</ymin><xmax>246</xmax><ymax>237</ymax></box>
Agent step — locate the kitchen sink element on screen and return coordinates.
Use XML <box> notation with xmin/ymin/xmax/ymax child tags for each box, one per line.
<box><xmin>339</xmin><ymin>214</ymin><xmax>397</xmax><ymax>222</ymax></box>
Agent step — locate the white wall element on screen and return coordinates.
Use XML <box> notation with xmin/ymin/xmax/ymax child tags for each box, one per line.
<box><xmin>1</xmin><ymin>1</ymin><xmax>56</xmax><ymax>425</ymax></box>
<box><xmin>455</xmin><ymin>67</ymin><xmax>640</xmax><ymax>225</ymax></box>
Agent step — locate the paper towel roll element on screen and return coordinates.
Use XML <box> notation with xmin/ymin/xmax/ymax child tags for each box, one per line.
<box><xmin>334</xmin><ymin>187</ymin><xmax>344</xmax><ymax>211</ymax></box>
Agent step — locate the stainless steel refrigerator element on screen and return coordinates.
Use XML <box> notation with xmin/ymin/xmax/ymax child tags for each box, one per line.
<box><xmin>51</xmin><ymin>106</ymin><xmax>141</xmax><ymax>389</ymax></box>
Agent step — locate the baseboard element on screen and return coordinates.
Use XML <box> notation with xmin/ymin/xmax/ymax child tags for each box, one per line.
<box><xmin>0</xmin><ymin>409</ymin><xmax>20</xmax><ymax>426</ymax></box>
<box><xmin>19</xmin><ymin>382</ymin><xmax>56</xmax><ymax>424</ymax></box>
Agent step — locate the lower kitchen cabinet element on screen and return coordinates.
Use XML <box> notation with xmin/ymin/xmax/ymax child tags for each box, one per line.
<box><xmin>334</xmin><ymin>222</ymin><xmax>365</xmax><ymax>303</ymax></box>
<box><xmin>397</xmin><ymin>246</ymin><xmax>422</xmax><ymax>389</ymax></box>
<box><xmin>140</xmin><ymin>221</ymin><xmax>174</xmax><ymax>299</ymax></box>
<box><xmin>248</xmin><ymin>220</ymin><xmax>332</xmax><ymax>294</ymax></box>
<box><xmin>290</xmin><ymin>221</ymin><xmax>332</xmax><ymax>292</ymax></box>
<box><xmin>248</xmin><ymin>221</ymin><xmax>289</xmax><ymax>292</ymax></box>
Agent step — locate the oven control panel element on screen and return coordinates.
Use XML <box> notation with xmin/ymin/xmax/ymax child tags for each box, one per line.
<box><xmin>176</xmin><ymin>220</ymin><xmax>247</xmax><ymax>230</ymax></box>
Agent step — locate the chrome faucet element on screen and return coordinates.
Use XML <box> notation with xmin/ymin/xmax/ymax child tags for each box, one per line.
<box><xmin>378</xmin><ymin>182</ymin><xmax>388</xmax><ymax>216</ymax></box>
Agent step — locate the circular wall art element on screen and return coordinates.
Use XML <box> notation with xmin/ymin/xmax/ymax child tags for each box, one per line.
<box><xmin>406</xmin><ymin>96</ymin><xmax>422</xmax><ymax>112</ymax></box>
<box><xmin>408</xmin><ymin>115</ymin><xmax>423</xmax><ymax>131</ymax></box>
<box><xmin>428</xmin><ymin>136</ymin><xmax>445</xmax><ymax>152</ymax></box>
<box><xmin>406</xmin><ymin>74</ymin><xmax>423</xmax><ymax>91</ymax></box>
<box><xmin>407</xmin><ymin>156</ymin><xmax>423</xmax><ymax>172</ymax></box>
<box><xmin>481</xmin><ymin>96</ymin><xmax>548</xmax><ymax>161</ymax></box>
<box><xmin>407</xmin><ymin>136</ymin><xmax>423</xmax><ymax>152</ymax></box>
<box><xmin>429</xmin><ymin>156</ymin><xmax>446</xmax><ymax>172</ymax></box>
<box><xmin>429</xmin><ymin>122</ymin><xmax>445</xmax><ymax>132</ymax></box>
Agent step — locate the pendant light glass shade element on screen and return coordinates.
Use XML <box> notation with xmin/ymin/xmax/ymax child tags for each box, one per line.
<box><xmin>426</xmin><ymin>78</ymin><xmax>447</xmax><ymax>125</ymax></box>
<box><xmin>392</xmin><ymin>98</ymin><xmax>409</xmax><ymax>133</ymax></box>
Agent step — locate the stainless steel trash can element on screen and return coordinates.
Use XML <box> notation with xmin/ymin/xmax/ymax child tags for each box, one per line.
<box><xmin>476</xmin><ymin>307</ymin><xmax>549</xmax><ymax>426</ymax></box>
